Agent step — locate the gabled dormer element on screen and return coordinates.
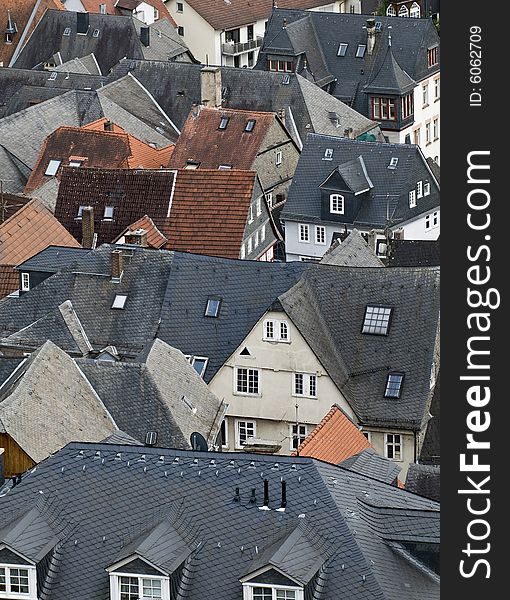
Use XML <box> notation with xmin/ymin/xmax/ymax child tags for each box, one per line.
<box><xmin>319</xmin><ymin>154</ymin><xmax>373</xmax><ymax>223</ymax></box>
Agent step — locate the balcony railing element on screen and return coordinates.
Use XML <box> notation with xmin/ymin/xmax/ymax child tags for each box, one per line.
<box><xmin>222</xmin><ymin>36</ymin><xmax>263</xmax><ymax>55</ymax></box>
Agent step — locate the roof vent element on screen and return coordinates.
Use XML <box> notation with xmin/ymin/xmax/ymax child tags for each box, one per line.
<box><xmin>145</xmin><ymin>431</ymin><xmax>158</xmax><ymax>446</ymax></box>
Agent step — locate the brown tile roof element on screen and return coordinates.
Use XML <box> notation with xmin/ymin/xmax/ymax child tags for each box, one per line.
<box><xmin>115</xmin><ymin>215</ymin><xmax>168</xmax><ymax>248</ymax></box>
<box><xmin>0</xmin><ymin>1</ymin><xmax>63</xmax><ymax>67</ymax></box>
<box><xmin>0</xmin><ymin>198</ymin><xmax>80</xmax><ymax>297</ymax></box>
<box><xmin>0</xmin><ymin>193</ymin><xmax>32</xmax><ymax>224</ymax></box>
<box><xmin>0</xmin><ymin>265</ymin><xmax>19</xmax><ymax>298</ymax></box>
<box><xmin>25</xmin><ymin>123</ymin><xmax>174</xmax><ymax>193</ymax></box>
<box><xmin>161</xmin><ymin>169</ymin><xmax>256</xmax><ymax>259</ymax></box>
<box><xmin>80</xmin><ymin>0</ymin><xmax>177</xmax><ymax>27</ymax></box>
<box><xmin>182</xmin><ymin>0</ymin><xmax>334</xmax><ymax>31</ymax></box>
<box><xmin>169</xmin><ymin>107</ymin><xmax>275</xmax><ymax>171</ymax></box>
<box><xmin>295</xmin><ymin>404</ymin><xmax>372</xmax><ymax>464</ymax></box>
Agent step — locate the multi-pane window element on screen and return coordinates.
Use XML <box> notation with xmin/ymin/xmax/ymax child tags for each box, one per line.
<box><xmin>385</xmin><ymin>372</ymin><xmax>404</xmax><ymax>398</ymax></box>
<box><xmin>410</xmin><ymin>2</ymin><xmax>421</xmax><ymax>17</ymax></box>
<box><xmin>119</xmin><ymin>576</ymin><xmax>162</xmax><ymax>600</ymax></box>
<box><xmin>267</xmin><ymin>60</ymin><xmax>294</xmax><ymax>72</ymax></box>
<box><xmin>236</xmin><ymin>368</ymin><xmax>260</xmax><ymax>395</ymax></box>
<box><xmin>263</xmin><ymin>319</ymin><xmax>290</xmax><ymax>342</ymax></box>
<box><xmin>386</xmin><ymin>5</ymin><xmax>396</xmax><ymax>16</ymax></box>
<box><xmin>409</xmin><ymin>190</ymin><xmax>416</xmax><ymax>208</ymax></box>
<box><xmin>362</xmin><ymin>305</ymin><xmax>393</xmax><ymax>335</ymax></box>
<box><xmin>330</xmin><ymin>194</ymin><xmax>344</xmax><ymax>214</ymax></box>
<box><xmin>0</xmin><ymin>567</ymin><xmax>30</xmax><ymax>594</ymax></box>
<box><xmin>251</xmin><ymin>587</ymin><xmax>296</xmax><ymax>600</ymax></box>
<box><xmin>417</xmin><ymin>181</ymin><xmax>423</xmax><ymax>198</ymax></box>
<box><xmin>293</xmin><ymin>373</ymin><xmax>317</xmax><ymax>398</ymax></box>
<box><xmin>425</xmin><ymin>211</ymin><xmax>439</xmax><ymax>230</ymax></box>
<box><xmin>177</xmin><ymin>2</ymin><xmax>184</xmax><ymax>12</ymax></box>
<box><xmin>315</xmin><ymin>225</ymin><xmax>326</xmax><ymax>245</ymax></box>
<box><xmin>433</xmin><ymin>117</ymin><xmax>439</xmax><ymax>140</ymax></box>
<box><xmin>236</xmin><ymin>420</ymin><xmax>256</xmax><ymax>447</ymax></box>
<box><xmin>425</xmin><ymin>122</ymin><xmax>431</xmax><ymax>144</ymax></box>
<box><xmin>253</xmin><ymin>587</ymin><xmax>272</xmax><ymax>600</ymax></box>
<box><xmin>290</xmin><ymin>424</ymin><xmax>308</xmax><ymax>451</ymax></box>
<box><xmin>299</xmin><ymin>223</ymin><xmax>310</xmax><ymax>242</ymax></box>
<box><xmin>256</xmin><ymin>197</ymin><xmax>262</xmax><ymax>216</ymax></box>
<box><xmin>372</xmin><ymin>97</ymin><xmax>396</xmax><ymax>120</ymax></box>
<box><xmin>422</xmin><ymin>84</ymin><xmax>429</xmax><ymax>107</ymax></box>
<box><xmin>21</xmin><ymin>272</ymin><xmax>30</xmax><ymax>291</ymax></box>
<box><xmin>427</xmin><ymin>46</ymin><xmax>439</xmax><ymax>67</ymax></box>
<box><xmin>434</xmin><ymin>77</ymin><xmax>440</xmax><ymax>100</ymax></box>
<box><xmin>385</xmin><ymin>433</ymin><xmax>402</xmax><ymax>460</ymax></box>
<box><xmin>401</xmin><ymin>93</ymin><xmax>413</xmax><ymax>119</ymax></box>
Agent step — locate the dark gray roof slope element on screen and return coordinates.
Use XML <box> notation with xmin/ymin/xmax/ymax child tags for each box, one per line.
<box><xmin>12</xmin><ymin>10</ymin><xmax>192</xmax><ymax>75</ymax></box>
<box><xmin>16</xmin><ymin>246</ymin><xmax>92</xmax><ymax>273</ymax></box>
<box><xmin>339</xmin><ymin>448</ymin><xmax>401</xmax><ymax>485</ymax></box>
<box><xmin>405</xmin><ymin>464</ymin><xmax>440</xmax><ymax>502</ymax></box>
<box><xmin>0</xmin><ymin>357</ymin><xmax>25</xmax><ymax>386</ymax></box>
<box><xmin>0</xmin><ymin>442</ymin><xmax>439</xmax><ymax>600</ymax></box>
<box><xmin>419</xmin><ymin>373</ymin><xmax>440</xmax><ymax>465</ymax></box>
<box><xmin>279</xmin><ymin>265</ymin><xmax>440</xmax><ymax>429</ymax></box>
<box><xmin>282</xmin><ymin>134</ymin><xmax>439</xmax><ymax>228</ymax></box>
<box><xmin>386</xmin><ymin>239</ymin><xmax>440</xmax><ymax>267</ymax></box>
<box><xmin>320</xmin><ymin>229</ymin><xmax>384</xmax><ymax>267</ymax></box>
<box><xmin>257</xmin><ymin>10</ymin><xmax>439</xmax><ymax>117</ymax></box>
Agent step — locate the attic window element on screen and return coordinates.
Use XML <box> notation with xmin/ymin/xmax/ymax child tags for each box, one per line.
<box><xmin>375</xmin><ymin>21</ymin><xmax>382</xmax><ymax>31</ymax></box>
<box><xmin>76</xmin><ymin>205</ymin><xmax>86</xmax><ymax>218</ymax></box>
<box><xmin>45</xmin><ymin>159</ymin><xmax>61</xmax><ymax>176</ymax></box>
<box><xmin>219</xmin><ymin>116</ymin><xmax>229</xmax><ymax>130</ymax></box>
<box><xmin>69</xmin><ymin>159</ymin><xmax>83</xmax><ymax>167</ymax></box>
<box><xmin>337</xmin><ymin>43</ymin><xmax>348</xmax><ymax>56</ymax></box>
<box><xmin>356</xmin><ymin>44</ymin><xmax>366</xmax><ymax>58</ymax></box>
<box><xmin>385</xmin><ymin>372</ymin><xmax>404</xmax><ymax>398</ymax></box>
<box><xmin>92</xmin><ymin>29</ymin><xmax>100</xmax><ymax>38</ymax></box>
<box><xmin>63</xmin><ymin>27</ymin><xmax>71</xmax><ymax>36</ymax></box>
<box><xmin>185</xmin><ymin>160</ymin><xmax>200</xmax><ymax>169</ymax></box>
<box><xmin>281</xmin><ymin>74</ymin><xmax>290</xmax><ymax>84</ymax></box>
<box><xmin>362</xmin><ymin>305</ymin><xmax>393</xmax><ymax>335</ymax></box>
<box><xmin>205</xmin><ymin>297</ymin><xmax>221</xmax><ymax>317</ymax></box>
<box><xmin>323</xmin><ymin>148</ymin><xmax>333</xmax><ymax>160</ymax></box>
<box><xmin>112</xmin><ymin>294</ymin><xmax>127</xmax><ymax>309</ymax></box>
<box><xmin>103</xmin><ymin>206</ymin><xmax>114</xmax><ymax>220</ymax></box>
<box><xmin>0</xmin><ymin>565</ymin><xmax>34</xmax><ymax>595</ymax></box>
<box><xmin>245</xmin><ymin>119</ymin><xmax>256</xmax><ymax>132</ymax></box>
<box><xmin>244</xmin><ymin>585</ymin><xmax>300</xmax><ymax>599</ymax></box>
<box><xmin>388</xmin><ymin>157</ymin><xmax>398</xmax><ymax>169</ymax></box>
<box><xmin>48</xmin><ymin>72</ymin><xmax>57</xmax><ymax>81</ymax></box>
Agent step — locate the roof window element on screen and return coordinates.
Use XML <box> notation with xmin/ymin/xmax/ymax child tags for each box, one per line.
<box><xmin>111</xmin><ymin>294</ymin><xmax>127</xmax><ymax>309</ymax></box>
<box><xmin>337</xmin><ymin>43</ymin><xmax>348</xmax><ymax>56</ymax></box>
<box><xmin>281</xmin><ymin>74</ymin><xmax>290</xmax><ymax>84</ymax></box>
<box><xmin>385</xmin><ymin>372</ymin><xmax>404</xmax><ymax>398</ymax></box>
<box><xmin>388</xmin><ymin>157</ymin><xmax>399</xmax><ymax>169</ymax></box>
<box><xmin>323</xmin><ymin>148</ymin><xmax>333</xmax><ymax>160</ymax></box>
<box><xmin>103</xmin><ymin>206</ymin><xmax>114</xmax><ymax>220</ymax></box>
<box><xmin>92</xmin><ymin>29</ymin><xmax>100</xmax><ymax>38</ymax></box>
<box><xmin>245</xmin><ymin>119</ymin><xmax>256</xmax><ymax>132</ymax></box>
<box><xmin>356</xmin><ymin>44</ymin><xmax>366</xmax><ymax>58</ymax></box>
<box><xmin>45</xmin><ymin>159</ymin><xmax>61</xmax><ymax>176</ymax></box>
<box><xmin>205</xmin><ymin>297</ymin><xmax>221</xmax><ymax>317</ymax></box>
<box><xmin>185</xmin><ymin>160</ymin><xmax>200</xmax><ymax>169</ymax></box>
<box><xmin>218</xmin><ymin>164</ymin><xmax>232</xmax><ymax>170</ymax></box>
<box><xmin>48</xmin><ymin>72</ymin><xmax>57</xmax><ymax>81</ymax></box>
<box><xmin>375</xmin><ymin>21</ymin><xmax>382</xmax><ymax>31</ymax></box>
<box><xmin>69</xmin><ymin>159</ymin><xmax>83</xmax><ymax>167</ymax></box>
<box><xmin>362</xmin><ymin>305</ymin><xmax>393</xmax><ymax>335</ymax></box>
<box><xmin>219</xmin><ymin>116</ymin><xmax>229</xmax><ymax>130</ymax></box>
<box><xmin>63</xmin><ymin>27</ymin><xmax>71</xmax><ymax>36</ymax></box>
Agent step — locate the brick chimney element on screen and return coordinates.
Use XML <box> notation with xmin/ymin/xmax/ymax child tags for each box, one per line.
<box><xmin>103</xmin><ymin>120</ymin><xmax>114</xmax><ymax>132</ymax></box>
<box><xmin>366</xmin><ymin>18</ymin><xmax>376</xmax><ymax>55</ymax></box>
<box><xmin>125</xmin><ymin>228</ymin><xmax>148</xmax><ymax>247</ymax></box>
<box><xmin>200</xmin><ymin>66</ymin><xmax>222</xmax><ymax>108</ymax></box>
<box><xmin>81</xmin><ymin>206</ymin><xmax>94</xmax><ymax>249</ymax></box>
<box><xmin>111</xmin><ymin>249</ymin><xmax>124</xmax><ymax>282</ymax></box>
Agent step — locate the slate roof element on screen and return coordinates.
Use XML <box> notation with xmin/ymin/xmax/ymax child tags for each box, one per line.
<box><xmin>0</xmin><ymin>441</ymin><xmax>439</xmax><ymax>599</ymax></box>
<box><xmin>258</xmin><ymin>9</ymin><xmax>440</xmax><ymax>118</ymax></box>
<box><xmin>53</xmin><ymin>53</ymin><xmax>102</xmax><ymax>75</ymax></box>
<box><xmin>104</xmin><ymin>60</ymin><xmax>381</xmax><ymax>146</ymax></box>
<box><xmin>11</xmin><ymin>10</ymin><xmax>192</xmax><ymax>75</ymax></box>
<box><xmin>0</xmin><ymin>358</ymin><xmax>24</xmax><ymax>387</ymax></box>
<box><xmin>340</xmin><ymin>448</ymin><xmax>401</xmax><ymax>485</ymax></box>
<box><xmin>386</xmin><ymin>239</ymin><xmax>440</xmax><ymax>267</ymax></box>
<box><xmin>419</xmin><ymin>373</ymin><xmax>440</xmax><ymax>465</ymax></box>
<box><xmin>16</xmin><ymin>246</ymin><xmax>92</xmax><ymax>274</ymax></box>
<box><xmin>405</xmin><ymin>464</ymin><xmax>440</xmax><ymax>502</ymax></box>
<box><xmin>279</xmin><ymin>264</ymin><xmax>440</xmax><ymax>429</ymax></box>
<box><xmin>282</xmin><ymin>134</ymin><xmax>440</xmax><ymax>228</ymax></box>
<box><xmin>320</xmin><ymin>229</ymin><xmax>384</xmax><ymax>267</ymax></box>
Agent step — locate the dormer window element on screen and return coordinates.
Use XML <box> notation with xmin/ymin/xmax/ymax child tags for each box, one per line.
<box><xmin>424</xmin><ymin>182</ymin><xmax>431</xmax><ymax>196</ymax></box>
<box><xmin>0</xmin><ymin>564</ymin><xmax>37</xmax><ymax>598</ymax></box>
<box><xmin>330</xmin><ymin>194</ymin><xmax>344</xmax><ymax>214</ymax></box>
<box><xmin>372</xmin><ymin>97</ymin><xmax>396</xmax><ymax>121</ymax></box>
<box><xmin>427</xmin><ymin>46</ymin><xmax>439</xmax><ymax>67</ymax></box>
<box><xmin>103</xmin><ymin>206</ymin><xmax>114</xmax><ymax>220</ymax></box>
<box><xmin>401</xmin><ymin>93</ymin><xmax>414</xmax><ymax>119</ymax></box>
<box><xmin>63</xmin><ymin>27</ymin><xmax>71</xmax><ymax>36</ymax></box>
<box><xmin>417</xmin><ymin>181</ymin><xmax>423</xmax><ymax>198</ymax></box>
<box><xmin>244</xmin><ymin>585</ymin><xmax>301</xmax><ymax>600</ymax></box>
<box><xmin>362</xmin><ymin>305</ymin><xmax>393</xmax><ymax>335</ymax></box>
<box><xmin>186</xmin><ymin>355</ymin><xmax>208</xmax><ymax>377</ymax></box>
<box><xmin>21</xmin><ymin>272</ymin><xmax>30</xmax><ymax>291</ymax></box>
<box><xmin>110</xmin><ymin>575</ymin><xmax>167</xmax><ymax>600</ymax></box>
<box><xmin>409</xmin><ymin>190</ymin><xmax>416</xmax><ymax>208</ymax></box>
<box><xmin>398</xmin><ymin>5</ymin><xmax>409</xmax><ymax>17</ymax></box>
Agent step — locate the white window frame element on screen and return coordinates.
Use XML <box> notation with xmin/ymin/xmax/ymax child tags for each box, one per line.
<box><xmin>384</xmin><ymin>433</ymin><xmax>403</xmax><ymax>461</ymax></box>
<box><xmin>422</xmin><ymin>84</ymin><xmax>429</xmax><ymax>107</ymax></box>
<box><xmin>99</xmin><ymin>3</ymin><xmax>107</xmax><ymax>14</ymax></box>
<box><xmin>386</xmin><ymin>5</ymin><xmax>396</xmax><ymax>17</ymax></box>
<box><xmin>44</xmin><ymin>159</ymin><xmax>61</xmax><ymax>176</ymax></box>
<box><xmin>425</xmin><ymin>122</ymin><xmax>431</xmax><ymax>144</ymax></box>
<box><xmin>434</xmin><ymin>77</ymin><xmax>440</xmax><ymax>100</ymax></box>
<box><xmin>185</xmin><ymin>355</ymin><xmax>209</xmax><ymax>377</ymax></box>
<box><xmin>0</xmin><ymin>563</ymin><xmax>37</xmax><ymax>599</ymax></box>
<box><xmin>398</xmin><ymin>5</ymin><xmax>409</xmax><ymax>17</ymax></box>
<box><xmin>254</xmin><ymin>230</ymin><xmax>259</xmax><ymax>248</ymax></box>
<box><xmin>292</xmin><ymin>373</ymin><xmax>317</xmax><ymax>398</ymax></box>
<box><xmin>330</xmin><ymin>194</ymin><xmax>344</xmax><ymax>214</ymax></box>
<box><xmin>111</xmin><ymin>294</ymin><xmax>127</xmax><ymax>309</ymax></box>
<box><xmin>103</xmin><ymin>206</ymin><xmax>114</xmax><ymax>220</ymax></box>
<box><xmin>425</xmin><ymin>211</ymin><xmax>439</xmax><ymax>230</ymax></box>
<box><xmin>263</xmin><ymin>319</ymin><xmax>290</xmax><ymax>343</ymax></box>
<box><xmin>234</xmin><ymin>367</ymin><xmax>261</xmax><ymax>396</ymax></box>
<box><xmin>240</xmin><ymin>243</ymin><xmax>246</xmax><ymax>259</ymax></box>
<box><xmin>410</xmin><ymin>2</ymin><xmax>421</xmax><ymax>18</ymax></box>
<box><xmin>261</xmin><ymin>224</ymin><xmax>266</xmax><ymax>242</ymax></box>
<box><xmin>266</xmin><ymin>192</ymin><xmax>273</xmax><ymax>208</ymax></box>
<box><xmin>243</xmin><ymin>583</ymin><xmax>303</xmax><ymax>600</ymax></box>
<box><xmin>424</xmin><ymin>182</ymin><xmax>431</xmax><ymax>196</ymax></box>
<box><xmin>21</xmin><ymin>272</ymin><xmax>30</xmax><ymax>292</ymax></box>
<box><xmin>256</xmin><ymin>197</ymin><xmax>262</xmax><ymax>216</ymax></box>
<box><xmin>109</xmin><ymin>573</ymin><xmax>170</xmax><ymax>600</ymax></box>
<box><xmin>315</xmin><ymin>225</ymin><xmax>326</xmax><ymax>245</ymax></box>
<box><xmin>290</xmin><ymin>424</ymin><xmax>309</xmax><ymax>451</ymax></box>
<box><xmin>275</xmin><ymin>151</ymin><xmax>282</xmax><ymax>166</ymax></box>
<box><xmin>235</xmin><ymin>419</ymin><xmax>256</xmax><ymax>449</ymax></box>
<box><xmin>247</xmin><ymin>237</ymin><xmax>253</xmax><ymax>254</ymax></box>
<box><xmin>416</xmin><ymin>181</ymin><xmax>423</xmax><ymax>199</ymax></box>
<box><xmin>298</xmin><ymin>224</ymin><xmax>310</xmax><ymax>243</ymax></box>
<box><xmin>409</xmin><ymin>190</ymin><xmax>416</xmax><ymax>208</ymax></box>
<box><xmin>176</xmin><ymin>2</ymin><xmax>184</xmax><ymax>13</ymax></box>
<box><xmin>69</xmin><ymin>159</ymin><xmax>83</xmax><ymax>167</ymax></box>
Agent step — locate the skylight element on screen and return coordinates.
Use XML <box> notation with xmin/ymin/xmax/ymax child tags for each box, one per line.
<box><xmin>219</xmin><ymin>116</ymin><xmax>229</xmax><ymax>130</ymax></box>
<box><xmin>48</xmin><ymin>72</ymin><xmax>57</xmax><ymax>81</ymax></box>
<box><xmin>218</xmin><ymin>165</ymin><xmax>232</xmax><ymax>170</ymax></box>
<box><xmin>356</xmin><ymin>44</ymin><xmax>366</xmax><ymax>58</ymax></box>
<box><xmin>375</xmin><ymin>21</ymin><xmax>382</xmax><ymax>31</ymax></box>
<box><xmin>185</xmin><ymin>160</ymin><xmax>200</xmax><ymax>169</ymax></box>
<box><xmin>92</xmin><ymin>29</ymin><xmax>100</xmax><ymax>38</ymax></box>
<box><xmin>111</xmin><ymin>294</ymin><xmax>127</xmax><ymax>309</ymax></box>
<box><xmin>362</xmin><ymin>305</ymin><xmax>393</xmax><ymax>335</ymax></box>
<box><xmin>63</xmin><ymin>27</ymin><xmax>71</xmax><ymax>36</ymax></box>
<box><xmin>103</xmin><ymin>206</ymin><xmax>114</xmax><ymax>220</ymax></box>
<box><xmin>385</xmin><ymin>372</ymin><xmax>404</xmax><ymax>398</ymax></box>
<box><xmin>388</xmin><ymin>157</ymin><xmax>399</xmax><ymax>169</ymax></box>
<box><xmin>281</xmin><ymin>74</ymin><xmax>290</xmax><ymax>84</ymax></box>
<box><xmin>337</xmin><ymin>43</ymin><xmax>348</xmax><ymax>57</ymax></box>
<box><xmin>69</xmin><ymin>160</ymin><xmax>82</xmax><ymax>167</ymax></box>
<box><xmin>205</xmin><ymin>298</ymin><xmax>221</xmax><ymax>317</ymax></box>
<box><xmin>323</xmin><ymin>148</ymin><xmax>334</xmax><ymax>160</ymax></box>
<box><xmin>45</xmin><ymin>159</ymin><xmax>61</xmax><ymax>176</ymax></box>
<box><xmin>245</xmin><ymin>119</ymin><xmax>256</xmax><ymax>132</ymax></box>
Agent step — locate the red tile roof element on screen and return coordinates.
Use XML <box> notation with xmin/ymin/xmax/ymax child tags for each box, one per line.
<box><xmin>169</xmin><ymin>107</ymin><xmax>275</xmax><ymax>171</ymax></box>
<box><xmin>295</xmin><ymin>405</ymin><xmax>372</xmax><ymax>464</ymax></box>
<box><xmin>182</xmin><ymin>0</ymin><xmax>334</xmax><ymax>31</ymax></box>
<box><xmin>80</xmin><ymin>0</ymin><xmax>177</xmax><ymax>27</ymax></box>
<box><xmin>0</xmin><ymin>265</ymin><xmax>19</xmax><ymax>298</ymax></box>
<box><xmin>0</xmin><ymin>193</ymin><xmax>32</xmax><ymax>224</ymax></box>
<box><xmin>115</xmin><ymin>215</ymin><xmax>168</xmax><ymax>249</ymax></box>
<box><xmin>161</xmin><ymin>169</ymin><xmax>257</xmax><ymax>259</ymax></box>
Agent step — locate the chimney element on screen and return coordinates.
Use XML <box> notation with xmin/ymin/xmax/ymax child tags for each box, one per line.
<box><xmin>111</xmin><ymin>249</ymin><xmax>124</xmax><ymax>282</ymax></box>
<box><xmin>140</xmin><ymin>26</ymin><xmax>150</xmax><ymax>47</ymax></box>
<box><xmin>343</xmin><ymin>127</ymin><xmax>354</xmax><ymax>139</ymax></box>
<box><xmin>260</xmin><ymin>479</ymin><xmax>270</xmax><ymax>509</ymax></box>
<box><xmin>233</xmin><ymin>487</ymin><xmax>241</xmax><ymax>502</ymax></box>
<box><xmin>81</xmin><ymin>206</ymin><xmax>94</xmax><ymax>249</ymax></box>
<box><xmin>103</xmin><ymin>120</ymin><xmax>114</xmax><ymax>132</ymax></box>
<box><xmin>280</xmin><ymin>480</ymin><xmax>287</xmax><ymax>510</ymax></box>
<box><xmin>125</xmin><ymin>228</ymin><xmax>148</xmax><ymax>247</ymax></box>
<box><xmin>393</xmin><ymin>228</ymin><xmax>405</xmax><ymax>240</ymax></box>
<box><xmin>366</xmin><ymin>18</ymin><xmax>376</xmax><ymax>55</ymax></box>
<box><xmin>77</xmin><ymin>12</ymin><xmax>90</xmax><ymax>35</ymax></box>
<box><xmin>200</xmin><ymin>66</ymin><xmax>222</xmax><ymax>108</ymax></box>
<box><xmin>249</xmin><ymin>488</ymin><xmax>257</xmax><ymax>504</ymax></box>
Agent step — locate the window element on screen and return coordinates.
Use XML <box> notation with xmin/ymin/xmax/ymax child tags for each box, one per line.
<box><xmin>236</xmin><ymin>368</ymin><xmax>260</xmax><ymax>395</ymax></box>
<box><xmin>323</xmin><ymin>148</ymin><xmax>333</xmax><ymax>160</ymax></box>
<box><xmin>177</xmin><ymin>2</ymin><xmax>184</xmax><ymax>12</ymax></box>
<box><xmin>99</xmin><ymin>3</ymin><xmax>106</xmax><ymax>14</ymax></box>
<box><xmin>185</xmin><ymin>160</ymin><xmax>200</xmax><ymax>169</ymax></box>
<box><xmin>434</xmin><ymin>77</ymin><xmax>440</xmax><ymax>100</ymax></box>
<box><xmin>247</xmin><ymin>237</ymin><xmax>253</xmax><ymax>254</ymax></box>
<box><xmin>177</xmin><ymin>26</ymin><xmax>184</xmax><ymax>36</ymax></box>
<box><xmin>205</xmin><ymin>297</ymin><xmax>221</xmax><ymax>317</ymax></box>
<box><xmin>103</xmin><ymin>206</ymin><xmax>114</xmax><ymax>220</ymax></box>
<box><xmin>112</xmin><ymin>294</ymin><xmax>127</xmax><ymax>309</ymax></box>
<box><xmin>247</xmin><ymin>586</ymin><xmax>299</xmax><ymax>600</ymax></box>
<box><xmin>433</xmin><ymin>117</ymin><xmax>439</xmax><ymax>140</ymax></box>
<box><xmin>293</xmin><ymin>373</ymin><xmax>317</xmax><ymax>398</ymax></box>
<box><xmin>218</xmin><ymin>164</ymin><xmax>232</xmax><ymax>170</ymax></box>
<box><xmin>416</xmin><ymin>181</ymin><xmax>423</xmax><ymax>199</ymax></box>
<box><xmin>76</xmin><ymin>205</ymin><xmax>86</xmax><ymax>218</ymax></box>
<box><xmin>45</xmin><ymin>159</ymin><xmax>61</xmax><ymax>176</ymax></box>
<box><xmin>298</xmin><ymin>223</ymin><xmax>310</xmax><ymax>243</ymax></box>
<box><xmin>186</xmin><ymin>355</ymin><xmax>208</xmax><ymax>377</ymax></box>
<box><xmin>422</xmin><ymin>84</ymin><xmax>429</xmax><ymax>107</ymax></box>
<box><xmin>290</xmin><ymin>424</ymin><xmax>308</xmax><ymax>451</ymax></box>
<box><xmin>266</xmin><ymin>192</ymin><xmax>273</xmax><ymax>208</ymax></box>
<box><xmin>409</xmin><ymin>190</ymin><xmax>416</xmax><ymax>208</ymax></box>
<box><xmin>356</xmin><ymin>44</ymin><xmax>366</xmax><ymax>58</ymax></box>
<box><xmin>276</xmin><ymin>151</ymin><xmax>282</xmax><ymax>166</ymax></box>
<box><xmin>401</xmin><ymin>93</ymin><xmax>413</xmax><ymax>119</ymax></box>
<box><xmin>245</xmin><ymin>119</ymin><xmax>256</xmax><ymax>132</ymax></box>
<box><xmin>386</xmin><ymin>5</ymin><xmax>396</xmax><ymax>17</ymax></box>
<box><xmin>256</xmin><ymin>197</ymin><xmax>262</xmax><ymax>216</ymax></box>
<box><xmin>240</xmin><ymin>243</ymin><xmax>246</xmax><ymax>259</ymax></box>
<box><xmin>362</xmin><ymin>305</ymin><xmax>393</xmax><ymax>335</ymax></box>
<box><xmin>425</xmin><ymin>211</ymin><xmax>439</xmax><ymax>230</ymax></box>
<box><xmin>315</xmin><ymin>225</ymin><xmax>326</xmax><ymax>245</ymax></box>
<box><xmin>413</xmin><ymin>128</ymin><xmax>420</xmax><ymax>146</ymax></box>
<box><xmin>398</xmin><ymin>5</ymin><xmax>409</xmax><ymax>17</ymax></box>
<box><xmin>21</xmin><ymin>272</ymin><xmax>30</xmax><ymax>291</ymax></box>
<box><xmin>427</xmin><ymin>46</ymin><xmax>439</xmax><ymax>67</ymax></box>
<box><xmin>63</xmin><ymin>27</ymin><xmax>71</xmax><ymax>36</ymax></box>
<box><xmin>330</xmin><ymin>194</ymin><xmax>344</xmax><ymax>214</ymax></box>
<box><xmin>236</xmin><ymin>420</ymin><xmax>256</xmax><ymax>447</ymax></box>
<box><xmin>48</xmin><ymin>71</ymin><xmax>57</xmax><ymax>81</ymax></box>
<box><xmin>281</xmin><ymin>73</ymin><xmax>290</xmax><ymax>84</ymax></box>
<box><xmin>424</xmin><ymin>182</ymin><xmax>431</xmax><ymax>196</ymax></box>
<box><xmin>92</xmin><ymin>28</ymin><xmax>100</xmax><ymax>38</ymax></box>
<box><xmin>410</xmin><ymin>2</ymin><xmax>421</xmax><ymax>18</ymax></box>
<box><xmin>219</xmin><ymin>116</ymin><xmax>229</xmax><ymax>130</ymax></box>
<box><xmin>261</xmin><ymin>224</ymin><xmax>266</xmax><ymax>242</ymax></box>
<box><xmin>385</xmin><ymin>433</ymin><xmax>402</xmax><ymax>460</ymax></box>
<box><xmin>153</xmin><ymin>7</ymin><xmax>159</xmax><ymax>19</ymax></box>
<box><xmin>69</xmin><ymin>159</ymin><xmax>83</xmax><ymax>167</ymax></box>
<box><xmin>385</xmin><ymin>372</ymin><xmax>404</xmax><ymax>398</ymax></box>
<box><xmin>118</xmin><ymin>576</ymin><xmax>163</xmax><ymax>600</ymax></box>
<box><xmin>337</xmin><ymin>43</ymin><xmax>348</xmax><ymax>56</ymax></box>
<box><xmin>372</xmin><ymin>97</ymin><xmax>396</xmax><ymax>120</ymax></box>
<box><xmin>218</xmin><ymin>419</ymin><xmax>228</xmax><ymax>447</ymax></box>
<box><xmin>425</xmin><ymin>122</ymin><xmax>431</xmax><ymax>144</ymax></box>
<box><xmin>0</xmin><ymin>566</ymin><xmax>31</xmax><ymax>595</ymax></box>
<box><xmin>254</xmin><ymin>230</ymin><xmax>259</xmax><ymax>248</ymax></box>
<box><xmin>263</xmin><ymin>319</ymin><xmax>290</xmax><ymax>342</ymax></box>
<box><xmin>388</xmin><ymin>157</ymin><xmax>398</xmax><ymax>169</ymax></box>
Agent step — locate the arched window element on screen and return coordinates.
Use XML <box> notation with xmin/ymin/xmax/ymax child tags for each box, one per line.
<box><xmin>398</xmin><ymin>6</ymin><xmax>409</xmax><ymax>17</ymax></box>
<box><xmin>386</xmin><ymin>5</ymin><xmax>396</xmax><ymax>16</ymax></box>
<box><xmin>410</xmin><ymin>2</ymin><xmax>421</xmax><ymax>18</ymax></box>
<box><xmin>330</xmin><ymin>194</ymin><xmax>344</xmax><ymax>214</ymax></box>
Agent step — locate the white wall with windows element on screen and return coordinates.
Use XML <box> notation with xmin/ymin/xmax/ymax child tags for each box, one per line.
<box><xmin>0</xmin><ymin>561</ymin><xmax>37</xmax><ymax>599</ymax></box>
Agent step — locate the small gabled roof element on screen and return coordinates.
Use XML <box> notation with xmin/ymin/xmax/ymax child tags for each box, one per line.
<box><xmin>320</xmin><ymin>229</ymin><xmax>384</xmax><ymax>267</ymax></box>
<box><xmin>114</xmin><ymin>215</ymin><xmax>168</xmax><ymax>249</ymax></box>
<box><xmin>363</xmin><ymin>45</ymin><xmax>416</xmax><ymax>95</ymax></box>
<box><xmin>340</xmin><ymin>448</ymin><xmax>401</xmax><ymax>485</ymax></box>
<box><xmin>320</xmin><ymin>155</ymin><xmax>373</xmax><ymax>195</ymax></box>
<box><xmin>405</xmin><ymin>464</ymin><xmax>440</xmax><ymax>502</ymax></box>
<box><xmin>53</xmin><ymin>53</ymin><xmax>102</xmax><ymax>76</ymax></box>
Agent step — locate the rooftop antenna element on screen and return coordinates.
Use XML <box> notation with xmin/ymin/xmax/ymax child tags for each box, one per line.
<box><xmin>295</xmin><ymin>402</ymin><xmax>300</xmax><ymax>456</ymax></box>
